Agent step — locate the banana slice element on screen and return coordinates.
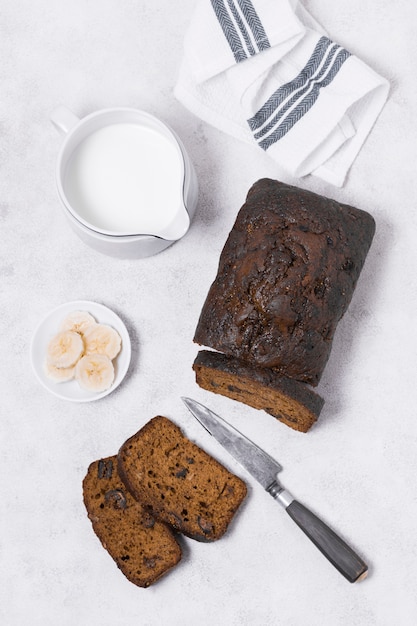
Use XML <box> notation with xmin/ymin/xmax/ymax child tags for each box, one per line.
<box><xmin>44</xmin><ymin>360</ymin><xmax>76</xmax><ymax>383</ymax></box>
<box><xmin>47</xmin><ymin>330</ymin><xmax>84</xmax><ymax>368</ymax></box>
<box><xmin>60</xmin><ymin>310</ymin><xmax>97</xmax><ymax>335</ymax></box>
<box><xmin>75</xmin><ymin>354</ymin><xmax>115</xmax><ymax>392</ymax></box>
<box><xmin>83</xmin><ymin>323</ymin><xmax>121</xmax><ymax>360</ymax></box>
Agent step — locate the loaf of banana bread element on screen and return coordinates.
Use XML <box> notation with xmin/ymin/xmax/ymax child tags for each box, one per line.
<box><xmin>194</xmin><ymin>178</ymin><xmax>375</xmax><ymax>387</ymax></box>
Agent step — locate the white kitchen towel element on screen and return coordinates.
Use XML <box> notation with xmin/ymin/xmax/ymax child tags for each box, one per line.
<box><xmin>174</xmin><ymin>0</ymin><xmax>389</xmax><ymax>186</ymax></box>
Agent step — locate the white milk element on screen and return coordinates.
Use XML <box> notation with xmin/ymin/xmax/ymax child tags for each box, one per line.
<box><xmin>64</xmin><ymin>123</ymin><xmax>183</xmax><ymax>234</ymax></box>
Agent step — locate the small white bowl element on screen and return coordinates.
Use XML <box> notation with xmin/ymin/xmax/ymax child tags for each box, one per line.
<box><xmin>30</xmin><ymin>300</ymin><xmax>131</xmax><ymax>402</ymax></box>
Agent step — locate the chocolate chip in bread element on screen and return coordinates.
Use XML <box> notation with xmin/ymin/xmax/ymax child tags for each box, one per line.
<box><xmin>117</xmin><ymin>416</ymin><xmax>247</xmax><ymax>542</ymax></box>
<box><xmin>82</xmin><ymin>455</ymin><xmax>182</xmax><ymax>588</ymax></box>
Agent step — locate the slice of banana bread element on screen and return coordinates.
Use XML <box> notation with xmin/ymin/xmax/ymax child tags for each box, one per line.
<box><xmin>193</xmin><ymin>349</ymin><xmax>324</xmax><ymax>432</ymax></box>
<box><xmin>83</xmin><ymin>455</ymin><xmax>182</xmax><ymax>588</ymax></box>
<box><xmin>117</xmin><ymin>416</ymin><xmax>247</xmax><ymax>542</ymax></box>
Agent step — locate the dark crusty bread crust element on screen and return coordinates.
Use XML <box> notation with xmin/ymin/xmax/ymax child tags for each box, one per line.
<box><xmin>193</xmin><ymin>349</ymin><xmax>324</xmax><ymax>432</ymax></box>
<box><xmin>118</xmin><ymin>416</ymin><xmax>247</xmax><ymax>542</ymax></box>
<box><xmin>194</xmin><ymin>179</ymin><xmax>375</xmax><ymax>386</ymax></box>
<box><xmin>83</xmin><ymin>456</ymin><xmax>181</xmax><ymax>588</ymax></box>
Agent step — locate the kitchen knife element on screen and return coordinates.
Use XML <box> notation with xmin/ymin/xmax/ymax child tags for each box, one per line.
<box><xmin>181</xmin><ymin>397</ymin><xmax>368</xmax><ymax>583</ymax></box>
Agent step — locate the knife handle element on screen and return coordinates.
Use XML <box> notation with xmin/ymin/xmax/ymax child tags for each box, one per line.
<box><xmin>285</xmin><ymin>499</ymin><xmax>368</xmax><ymax>583</ymax></box>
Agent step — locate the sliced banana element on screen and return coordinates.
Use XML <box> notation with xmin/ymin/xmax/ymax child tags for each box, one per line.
<box><xmin>83</xmin><ymin>323</ymin><xmax>121</xmax><ymax>360</ymax></box>
<box><xmin>44</xmin><ymin>310</ymin><xmax>123</xmax><ymax>393</ymax></box>
<box><xmin>44</xmin><ymin>360</ymin><xmax>76</xmax><ymax>383</ymax></box>
<box><xmin>46</xmin><ymin>330</ymin><xmax>84</xmax><ymax>368</ymax></box>
<box><xmin>60</xmin><ymin>310</ymin><xmax>97</xmax><ymax>335</ymax></box>
<box><xmin>75</xmin><ymin>354</ymin><xmax>115</xmax><ymax>392</ymax></box>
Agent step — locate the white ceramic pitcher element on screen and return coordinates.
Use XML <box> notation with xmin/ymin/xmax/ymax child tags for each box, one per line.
<box><xmin>51</xmin><ymin>106</ymin><xmax>198</xmax><ymax>258</ymax></box>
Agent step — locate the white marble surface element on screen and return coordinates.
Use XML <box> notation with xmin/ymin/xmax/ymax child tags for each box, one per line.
<box><xmin>2</xmin><ymin>1</ymin><xmax>417</xmax><ymax>624</ymax></box>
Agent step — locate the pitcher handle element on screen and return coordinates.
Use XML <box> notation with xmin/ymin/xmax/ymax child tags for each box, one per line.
<box><xmin>50</xmin><ymin>106</ymin><xmax>80</xmax><ymax>134</ymax></box>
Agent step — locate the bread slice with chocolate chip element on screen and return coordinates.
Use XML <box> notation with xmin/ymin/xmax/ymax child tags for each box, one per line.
<box><xmin>117</xmin><ymin>416</ymin><xmax>247</xmax><ymax>542</ymax></box>
<box><xmin>82</xmin><ymin>455</ymin><xmax>182</xmax><ymax>588</ymax></box>
<box><xmin>193</xmin><ymin>349</ymin><xmax>324</xmax><ymax>432</ymax></box>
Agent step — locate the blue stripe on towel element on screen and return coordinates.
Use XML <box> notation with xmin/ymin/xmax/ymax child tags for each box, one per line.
<box><xmin>236</xmin><ymin>0</ymin><xmax>270</xmax><ymax>51</ymax></box>
<box><xmin>259</xmin><ymin>49</ymin><xmax>351</xmax><ymax>149</ymax></box>
<box><xmin>211</xmin><ymin>0</ymin><xmax>270</xmax><ymax>62</ymax></box>
<box><xmin>210</xmin><ymin>0</ymin><xmax>248</xmax><ymax>63</ymax></box>
<box><xmin>248</xmin><ymin>37</ymin><xmax>333</xmax><ymax>132</ymax></box>
<box><xmin>254</xmin><ymin>42</ymin><xmax>342</xmax><ymax>139</ymax></box>
<box><xmin>247</xmin><ymin>36</ymin><xmax>351</xmax><ymax>148</ymax></box>
<box><xmin>226</xmin><ymin>0</ymin><xmax>256</xmax><ymax>57</ymax></box>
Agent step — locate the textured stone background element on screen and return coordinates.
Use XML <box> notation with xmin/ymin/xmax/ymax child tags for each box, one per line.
<box><xmin>1</xmin><ymin>1</ymin><xmax>416</xmax><ymax>624</ymax></box>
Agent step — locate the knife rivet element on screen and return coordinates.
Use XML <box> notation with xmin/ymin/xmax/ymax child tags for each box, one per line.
<box><xmin>266</xmin><ymin>481</ymin><xmax>283</xmax><ymax>499</ymax></box>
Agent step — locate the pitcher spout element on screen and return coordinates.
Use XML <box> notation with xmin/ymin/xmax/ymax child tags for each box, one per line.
<box><xmin>156</xmin><ymin>202</ymin><xmax>190</xmax><ymax>241</ymax></box>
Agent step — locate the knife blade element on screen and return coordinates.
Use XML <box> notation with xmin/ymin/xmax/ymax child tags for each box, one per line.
<box><xmin>182</xmin><ymin>397</ymin><xmax>368</xmax><ymax>583</ymax></box>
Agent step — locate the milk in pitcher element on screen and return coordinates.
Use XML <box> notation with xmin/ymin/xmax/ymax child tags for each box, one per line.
<box><xmin>64</xmin><ymin>123</ymin><xmax>183</xmax><ymax>235</ymax></box>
